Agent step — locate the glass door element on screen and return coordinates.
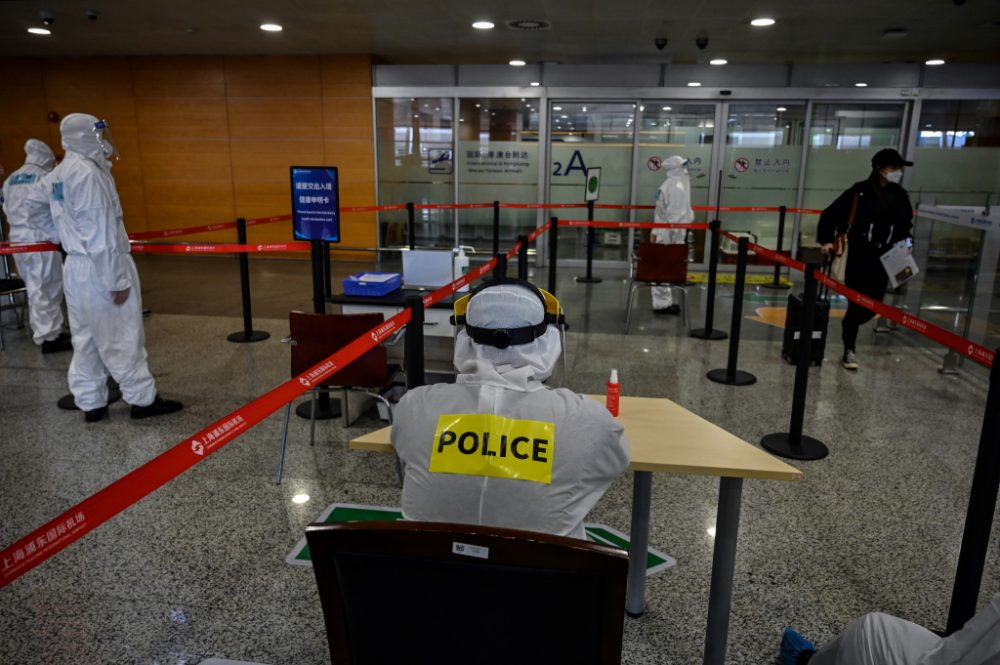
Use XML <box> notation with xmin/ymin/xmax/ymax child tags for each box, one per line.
<box><xmin>721</xmin><ymin>103</ymin><xmax>806</xmax><ymax>267</ymax></box>
<box><xmin>548</xmin><ymin>102</ymin><xmax>636</xmax><ymax>262</ymax></box>
<box><xmin>635</xmin><ymin>103</ymin><xmax>717</xmax><ymax>263</ymax></box>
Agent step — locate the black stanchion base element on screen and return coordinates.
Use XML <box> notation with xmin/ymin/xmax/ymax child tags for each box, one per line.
<box><xmin>227</xmin><ymin>330</ymin><xmax>270</xmax><ymax>343</ymax></box>
<box><xmin>57</xmin><ymin>390</ymin><xmax>122</xmax><ymax>410</ymax></box>
<box><xmin>760</xmin><ymin>432</ymin><xmax>829</xmax><ymax>460</ymax></box>
<box><xmin>706</xmin><ymin>369</ymin><xmax>757</xmax><ymax>386</ymax></box>
<box><xmin>294</xmin><ymin>398</ymin><xmax>342</xmax><ymax>420</ymax></box>
<box><xmin>689</xmin><ymin>328</ymin><xmax>728</xmax><ymax>340</ymax></box>
<box><xmin>626</xmin><ymin>609</ymin><xmax>644</xmax><ymax>619</ymax></box>
<box><xmin>760</xmin><ymin>282</ymin><xmax>791</xmax><ymax>291</ymax></box>
<box><xmin>575</xmin><ymin>276</ymin><xmax>603</xmax><ymax>284</ymax></box>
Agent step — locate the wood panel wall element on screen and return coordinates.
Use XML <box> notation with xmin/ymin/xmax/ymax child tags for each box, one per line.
<box><xmin>0</xmin><ymin>55</ymin><xmax>375</xmax><ymax>248</ymax></box>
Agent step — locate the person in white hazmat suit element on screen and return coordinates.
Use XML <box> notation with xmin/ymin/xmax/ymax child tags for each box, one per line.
<box><xmin>1</xmin><ymin>139</ymin><xmax>72</xmax><ymax>353</ymax></box>
<box><xmin>44</xmin><ymin>113</ymin><xmax>182</xmax><ymax>422</ymax></box>
<box><xmin>391</xmin><ymin>280</ymin><xmax>630</xmax><ymax>539</ymax></box>
<box><xmin>778</xmin><ymin>593</ymin><xmax>1000</xmax><ymax>665</ymax></box>
<box><xmin>651</xmin><ymin>155</ymin><xmax>694</xmax><ymax>314</ymax></box>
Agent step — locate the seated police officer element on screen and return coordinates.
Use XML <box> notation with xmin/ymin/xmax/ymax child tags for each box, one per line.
<box><xmin>391</xmin><ymin>280</ymin><xmax>630</xmax><ymax>539</ymax></box>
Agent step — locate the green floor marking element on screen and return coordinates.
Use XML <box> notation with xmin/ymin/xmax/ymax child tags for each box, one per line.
<box><xmin>287</xmin><ymin>503</ymin><xmax>676</xmax><ymax>576</ymax></box>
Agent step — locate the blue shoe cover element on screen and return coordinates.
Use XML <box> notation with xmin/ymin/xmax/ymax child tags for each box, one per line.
<box><xmin>779</xmin><ymin>627</ymin><xmax>816</xmax><ymax>665</ymax></box>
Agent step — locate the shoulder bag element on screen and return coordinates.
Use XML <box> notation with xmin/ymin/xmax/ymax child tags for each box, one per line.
<box><xmin>830</xmin><ymin>192</ymin><xmax>859</xmax><ymax>283</ymax></box>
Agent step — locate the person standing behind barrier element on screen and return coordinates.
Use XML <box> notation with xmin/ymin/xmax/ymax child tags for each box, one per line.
<box><xmin>391</xmin><ymin>280</ymin><xmax>630</xmax><ymax>539</ymax></box>
<box><xmin>44</xmin><ymin>113</ymin><xmax>182</xmax><ymax>422</ymax></box>
<box><xmin>651</xmin><ymin>155</ymin><xmax>693</xmax><ymax>315</ymax></box>
<box><xmin>817</xmin><ymin>148</ymin><xmax>914</xmax><ymax>371</ymax></box>
<box><xmin>1</xmin><ymin>139</ymin><xmax>72</xmax><ymax>353</ymax></box>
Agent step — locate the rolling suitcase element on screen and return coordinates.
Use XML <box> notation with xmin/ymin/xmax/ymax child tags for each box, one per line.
<box><xmin>781</xmin><ymin>262</ymin><xmax>832</xmax><ymax>367</ymax></box>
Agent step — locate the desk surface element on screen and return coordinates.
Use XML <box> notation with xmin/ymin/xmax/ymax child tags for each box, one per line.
<box><xmin>329</xmin><ymin>289</ymin><xmax>458</xmax><ymax>308</ymax></box>
<box><xmin>351</xmin><ymin>395</ymin><xmax>802</xmax><ymax>482</ymax></box>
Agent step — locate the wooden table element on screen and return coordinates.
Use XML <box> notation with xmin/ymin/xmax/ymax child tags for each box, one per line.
<box><xmin>350</xmin><ymin>395</ymin><xmax>802</xmax><ymax>665</ymax></box>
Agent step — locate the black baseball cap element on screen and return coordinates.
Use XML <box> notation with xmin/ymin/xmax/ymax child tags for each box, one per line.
<box><xmin>871</xmin><ymin>148</ymin><xmax>914</xmax><ymax>169</ymax></box>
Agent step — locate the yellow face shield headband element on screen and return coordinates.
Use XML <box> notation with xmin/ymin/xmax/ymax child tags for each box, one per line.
<box><xmin>451</xmin><ymin>280</ymin><xmax>565</xmax><ymax>349</ymax></box>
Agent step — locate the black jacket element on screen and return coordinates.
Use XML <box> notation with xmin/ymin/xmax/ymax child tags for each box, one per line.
<box><xmin>817</xmin><ymin>179</ymin><xmax>913</xmax><ymax>253</ymax></box>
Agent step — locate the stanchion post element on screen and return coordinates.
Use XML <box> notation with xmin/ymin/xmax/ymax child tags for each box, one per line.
<box><xmin>404</xmin><ymin>295</ymin><xmax>425</xmax><ymax>390</ymax></box>
<box><xmin>690</xmin><ymin>219</ymin><xmax>727</xmax><ymax>340</ymax></box>
<box><xmin>226</xmin><ymin>217</ymin><xmax>269</xmax><ymax>343</ymax></box>
<box><xmin>322</xmin><ymin>240</ymin><xmax>332</xmax><ymax>299</ymax></box>
<box><xmin>946</xmin><ymin>351</ymin><xmax>1000</xmax><ymax>634</ymax></box>
<box><xmin>406</xmin><ymin>201</ymin><xmax>416</xmax><ymax>250</ymax></box>
<box><xmin>576</xmin><ymin>200</ymin><xmax>602</xmax><ymax>284</ymax></box>
<box><xmin>763</xmin><ymin>205</ymin><xmax>791</xmax><ymax>291</ymax></box>
<box><xmin>517</xmin><ymin>234</ymin><xmax>529</xmax><ymax>280</ymax></box>
<box><xmin>760</xmin><ymin>264</ymin><xmax>828</xmax><ymax>460</ymax></box>
<box><xmin>707</xmin><ymin>236</ymin><xmax>756</xmax><ymax>385</ymax></box>
<box><xmin>548</xmin><ymin>217</ymin><xmax>559</xmax><ymax>295</ymax></box>
<box><xmin>494</xmin><ymin>253</ymin><xmax>507</xmax><ymax>280</ymax></box>
<box><xmin>492</xmin><ymin>200</ymin><xmax>500</xmax><ymax>257</ymax></box>
<box><xmin>294</xmin><ymin>238</ymin><xmax>341</xmax><ymax>420</ymax></box>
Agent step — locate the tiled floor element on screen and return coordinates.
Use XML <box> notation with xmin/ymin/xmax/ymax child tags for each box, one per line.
<box><xmin>0</xmin><ymin>255</ymin><xmax>995</xmax><ymax>664</ymax></box>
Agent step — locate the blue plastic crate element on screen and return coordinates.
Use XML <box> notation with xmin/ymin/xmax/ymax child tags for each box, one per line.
<box><xmin>343</xmin><ymin>272</ymin><xmax>402</xmax><ymax>297</ymax></box>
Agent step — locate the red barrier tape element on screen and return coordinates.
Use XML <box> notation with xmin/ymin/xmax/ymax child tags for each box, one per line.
<box><xmin>130</xmin><ymin>241</ymin><xmax>311</xmax><ymax>254</ymax></box>
<box><xmin>741</xmin><ymin>237</ymin><xmax>994</xmax><ymax>369</ymax></box>
<box><xmin>499</xmin><ymin>203</ymin><xmax>588</xmax><ymax>209</ymax></box>
<box><xmin>526</xmin><ymin>219</ymin><xmax>553</xmax><ymax>242</ymax></box>
<box><xmin>413</xmin><ymin>203</ymin><xmax>493</xmax><ymax>210</ymax></box>
<box><xmin>341</xmin><ymin>205</ymin><xmax>407</xmax><ymax>213</ymax></box>
<box><xmin>561</xmin><ymin>220</ymin><xmax>710</xmax><ymax>231</ymax></box>
<box><xmin>127</xmin><ymin>214</ymin><xmax>292</xmax><ymax>241</ymax></box>
<box><xmin>0</xmin><ymin>242</ymin><xmax>60</xmax><ymax>255</ymax></box>
<box><xmin>422</xmin><ymin>258</ymin><xmax>497</xmax><ymax>309</ymax></box>
<box><xmin>0</xmin><ymin>307</ymin><xmax>412</xmax><ymax>589</ymax></box>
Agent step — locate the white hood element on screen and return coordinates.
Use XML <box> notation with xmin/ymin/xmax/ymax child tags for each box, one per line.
<box><xmin>453</xmin><ymin>284</ymin><xmax>562</xmax><ymax>392</ymax></box>
<box><xmin>664</xmin><ymin>154</ymin><xmax>688</xmax><ymax>178</ymax></box>
<box><xmin>60</xmin><ymin>113</ymin><xmax>110</xmax><ymax>169</ymax></box>
<box><xmin>24</xmin><ymin>139</ymin><xmax>55</xmax><ymax>171</ymax></box>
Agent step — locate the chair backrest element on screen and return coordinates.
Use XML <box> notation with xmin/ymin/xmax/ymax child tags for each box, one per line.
<box><xmin>288</xmin><ymin>311</ymin><xmax>387</xmax><ymax>388</ymax></box>
<box><xmin>305</xmin><ymin>520</ymin><xmax>629</xmax><ymax>665</ymax></box>
<box><xmin>635</xmin><ymin>242</ymin><xmax>688</xmax><ymax>285</ymax></box>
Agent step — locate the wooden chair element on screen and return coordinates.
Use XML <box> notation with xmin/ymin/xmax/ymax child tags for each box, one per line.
<box><xmin>305</xmin><ymin>521</ymin><xmax>629</xmax><ymax>665</ymax></box>
<box><xmin>276</xmin><ymin>311</ymin><xmax>402</xmax><ymax>484</ymax></box>
<box><xmin>624</xmin><ymin>242</ymin><xmax>689</xmax><ymax>333</ymax></box>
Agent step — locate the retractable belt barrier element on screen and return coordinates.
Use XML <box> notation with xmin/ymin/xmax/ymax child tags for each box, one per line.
<box><xmin>562</xmin><ymin>220</ymin><xmax>710</xmax><ymax>231</ymax></box>
<box><xmin>736</xmin><ymin>235</ymin><xmax>995</xmax><ymax>370</ymax></box>
<box><xmin>0</xmin><ymin>242</ymin><xmax>60</xmax><ymax>255</ymax></box>
<box><xmin>130</xmin><ymin>241</ymin><xmax>312</xmax><ymax>255</ymax></box>
<box><xmin>0</xmin><ymin>220</ymin><xmax>562</xmax><ymax>588</ymax></box>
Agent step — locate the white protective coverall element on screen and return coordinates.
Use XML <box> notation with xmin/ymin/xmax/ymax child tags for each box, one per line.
<box><xmin>810</xmin><ymin>593</ymin><xmax>1000</xmax><ymax>665</ymax></box>
<box><xmin>44</xmin><ymin>113</ymin><xmax>157</xmax><ymax>410</ymax></box>
<box><xmin>392</xmin><ymin>284</ymin><xmax>630</xmax><ymax>540</ymax></box>
<box><xmin>651</xmin><ymin>155</ymin><xmax>694</xmax><ymax>310</ymax></box>
<box><xmin>1</xmin><ymin>139</ymin><xmax>65</xmax><ymax>344</ymax></box>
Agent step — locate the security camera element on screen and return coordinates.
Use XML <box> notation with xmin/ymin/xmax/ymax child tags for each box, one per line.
<box><xmin>696</xmin><ymin>36</ymin><xmax>709</xmax><ymax>50</ymax></box>
<box><xmin>86</xmin><ymin>9</ymin><xmax>100</xmax><ymax>20</ymax></box>
<box><xmin>39</xmin><ymin>9</ymin><xmax>55</xmax><ymax>26</ymax></box>
<box><xmin>654</xmin><ymin>37</ymin><xmax>668</xmax><ymax>50</ymax></box>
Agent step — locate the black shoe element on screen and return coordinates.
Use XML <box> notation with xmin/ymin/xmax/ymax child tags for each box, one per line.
<box><xmin>41</xmin><ymin>332</ymin><xmax>73</xmax><ymax>354</ymax></box>
<box><xmin>84</xmin><ymin>406</ymin><xmax>108</xmax><ymax>422</ymax></box>
<box><xmin>654</xmin><ymin>305</ymin><xmax>681</xmax><ymax>316</ymax></box>
<box><xmin>130</xmin><ymin>395</ymin><xmax>183</xmax><ymax>419</ymax></box>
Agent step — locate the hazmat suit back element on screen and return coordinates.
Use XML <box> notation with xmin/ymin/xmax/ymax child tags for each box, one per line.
<box><xmin>650</xmin><ymin>155</ymin><xmax>694</xmax><ymax>310</ymax></box>
<box><xmin>1</xmin><ymin>139</ymin><xmax>66</xmax><ymax>344</ymax></box>
<box><xmin>44</xmin><ymin>113</ymin><xmax>156</xmax><ymax>410</ymax></box>
<box><xmin>391</xmin><ymin>284</ymin><xmax>630</xmax><ymax>540</ymax></box>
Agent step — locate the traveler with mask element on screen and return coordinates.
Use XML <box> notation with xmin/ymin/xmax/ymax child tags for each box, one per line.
<box><xmin>1</xmin><ymin>139</ymin><xmax>71</xmax><ymax>353</ymax></box>
<box><xmin>651</xmin><ymin>155</ymin><xmax>694</xmax><ymax>314</ymax></box>
<box><xmin>44</xmin><ymin>113</ymin><xmax>182</xmax><ymax>422</ymax></box>
<box><xmin>391</xmin><ymin>280</ymin><xmax>630</xmax><ymax>539</ymax></box>
<box><xmin>817</xmin><ymin>148</ymin><xmax>914</xmax><ymax>371</ymax></box>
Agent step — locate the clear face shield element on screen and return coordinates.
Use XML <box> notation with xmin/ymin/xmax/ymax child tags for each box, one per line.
<box><xmin>93</xmin><ymin>119</ymin><xmax>119</xmax><ymax>161</ymax></box>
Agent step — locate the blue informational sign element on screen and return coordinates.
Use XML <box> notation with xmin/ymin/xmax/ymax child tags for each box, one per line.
<box><xmin>290</xmin><ymin>166</ymin><xmax>340</xmax><ymax>242</ymax></box>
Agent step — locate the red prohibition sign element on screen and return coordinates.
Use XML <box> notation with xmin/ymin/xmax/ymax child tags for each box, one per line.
<box><xmin>734</xmin><ymin>157</ymin><xmax>750</xmax><ymax>173</ymax></box>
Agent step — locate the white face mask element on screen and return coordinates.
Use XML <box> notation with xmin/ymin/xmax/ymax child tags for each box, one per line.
<box><xmin>883</xmin><ymin>169</ymin><xmax>903</xmax><ymax>184</ymax></box>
